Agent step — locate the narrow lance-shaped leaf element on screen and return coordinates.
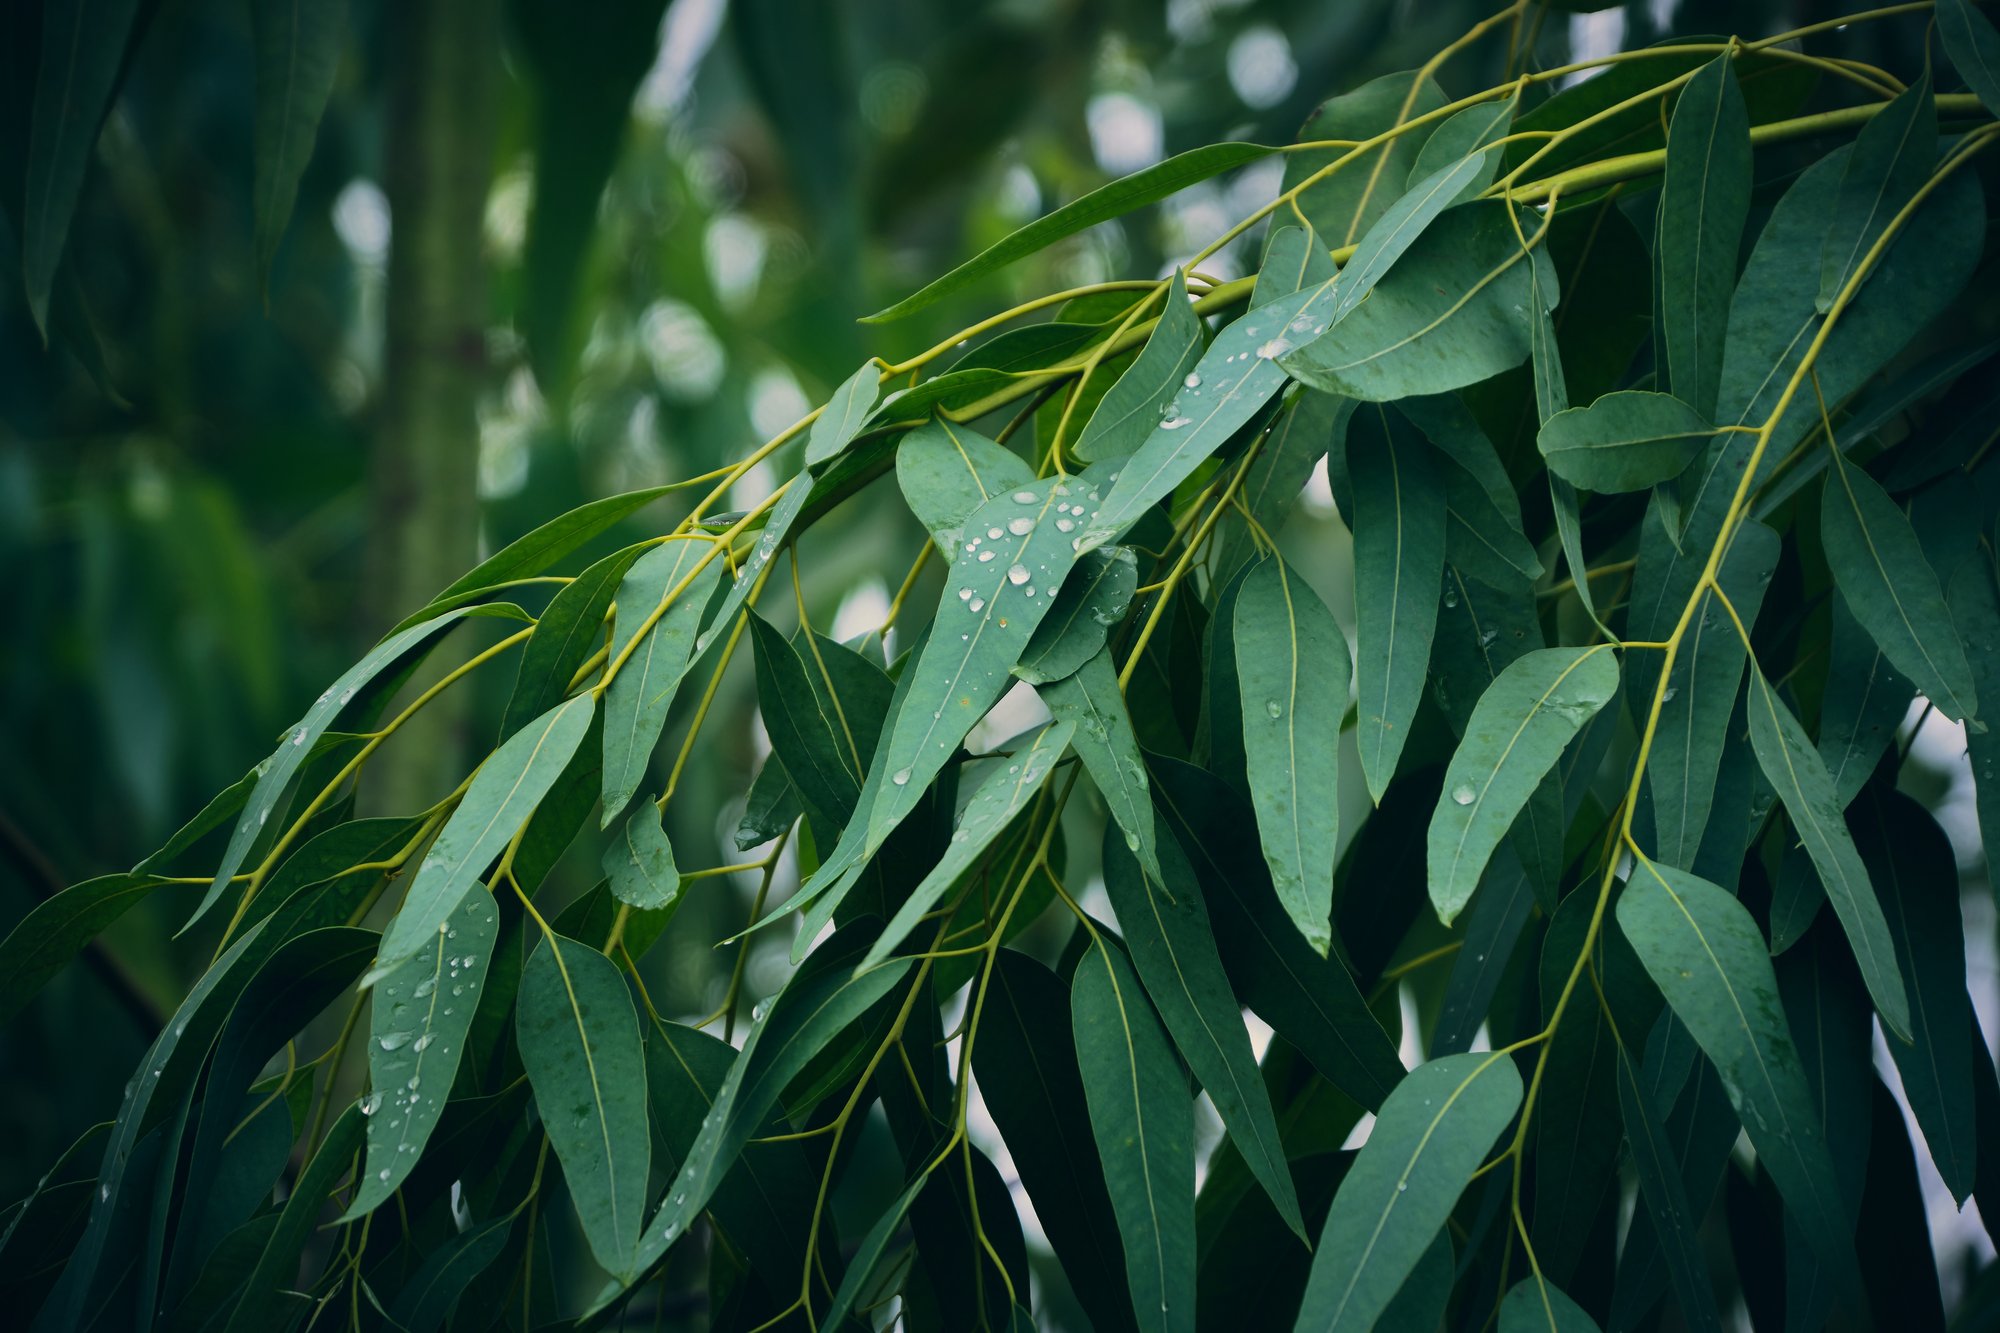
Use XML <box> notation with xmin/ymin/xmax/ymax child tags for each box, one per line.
<box><xmin>1079</xmin><ymin>281</ymin><xmax>1337</xmax><ymax>554</ymax></box>
<box><xmin>387</xmin><ymin>1216</ymin><xmax>513</xmax><ymax>1333</ymax></box>
<box><xmin>1406</xmin><ymin>93</ymin><xmax>1517</xmax><ymax>200</ymax></box>
<box><xmin>250</xmin><ymin>0</ymin><xmax>347</xmax><ymax>287</ymax></box>
<box><xmin>1253</xmin><ymin>225</ymin><xmax>1337</xmax><ymax>307</ymax></box>
<box><xmin>867</xmin><ymin>143</ymin><xmax>1273</xmax><ymax>322</ymax></box>
<box><xmin>216</xmin><ymin>1107</ymin><xmax>365</xmax><ymax>1333</ymax></box>
<box><xmin>0</xmin><ymin>874</ymin><xmax>165</xmax><ymax>1028</ymax></box>
<box><xmin>819</xmin><ymin>1175</ymin><xmax>928</xmax><ymax>1328</ymax></box>
<box><xmin>1102</xmin><ymin>830</ymin><xmax>1305</xmax><ymax>1239</ymax></box>
<box><xmin>345</xmin><ymin>890</ymin><xmax>499</xmax><ymax>1220</ymax></box>
<box><xmin>1949</xmin><ymin>559</ymin><xmax>2000</xmax><ymax>911</ymax></box>
<box><xmin>895</xmin><ymin>418</ymin><xmax>1035</xmax><ymax>555</ymax></box>
<box><xmin>1235</xmin><ymin>556</ymin><xmax>1348</xmax><ymax>954</ymax></box>
<box><xmin>1657</xmin><ymin>55</ymin><xmax>1750</xmax><ymax>418</ymax></box>
<box><xmin>1293</xmin><ymin>1051</ymin><xmax>1524</xmax><ymax>1333</ymax></box>
<box><xmin>601</xmin><ymin>537</ymin><xmax>725</xmax><ymax>823</ymax></box>
<box><xmin>804</xmin><ymin>361</ymin><xmax>882</xmax><ymax>472</ymax></box>
<box><xmin>861</xmin><ymin>720</ymin><xmax>1074</xmax><ymax>968</ymax></box>
<box><xmin>1428</xmin><ymin>647</ymin><xmax>1619</xmax><ymax>924</ymax></box>
<box><xmin>1072</xmin><ymin>269</ymin><xmax>1204</xmax><ymax>465</ymax></box>
<box><xmin>1818</xmin><ymin>69</ymin><xmax>1937</xmax><ymax>313</ymax></box>
<box><xmin>1321</xmin><ymin>153</ymin><xmax>1494</xmax><ymax>327</ymax></box>
<box><xmin>1016</xmin><ymin>546</ymin><xmax>1137</xmax><ymax>685</ymax></box>
<box><xmin>1072</xmin><ymin>940</ymin><xmax>1195</xmax><ymax>1333</ymax></box>
<box><xmin>1348</xmin><ymin>404</ymin><xmax>1445</xmax><ymax>803</ymax></box>
<box><xmin>1617</xmin><ymin>858</ymin><xmax>1854</xmax><ymax>1276</ymax></box>
<box><xmin>515</xmin><ymin>931</ymin><xmax>650</xmax><ymax>1280</ymax></box>
<box><xmin>1537</xmin><ymin>391</ymin><xmax>1712</xmax><ymax>493</ymax></box>
<box><xmin>1745</xmin><ymin>666</ymin><xmax>1912</xmax><ymax>1040</ymax></box>
<box><xmin>376</xmin><ymin>693</ymin><xmax>595</xmax><ymax>973</ymax></box>
<box><xmin>1283</xmin><ymin>71</ymin><xmax>1449</xmax><ymax>245</ymax></box>
<box><xmin>1857</xmin><ymin>788</ymin><xmax>1977</xmax><ymax>1203</ymax></box>
<box><xmin>748</xmin><ymin>613</ymin><xmax>867</xmax><ymax>827</ymax></box>
<box><xmin>1820</xmin><ymin>450</ymin><xmax>1979</xmax><ymax>724</ymax></box>
<box><xmin>1498</xmin><ymin>1278</ymin><xmax>1601</xmax><ymax>1333</ymax></box>
<box><xmin>1819</xmin><ymin>591</ymin><xmax>1915</xmax><ymax>809</ymax></box>
<box><xmin>1430</xmin><ymin>848</ymin><xmax>1534</xmax><ymax>1057</ymax></box>
<box><xmin>1941</xmin><ymin>0</ymin><xmax>2000</xmax><ymax>116</ymax></box>
<box><xmin>1281</xmin><ymin>201</ymin><xmax>1559</xmax><ymax>402</ymax></box>
<box><xmin>1615</xmin><ymin>1045</ymin><xmax>1725</xmax><ymax>1333</ymax></box>
<box><xmin>1042</xmin><ymin>649</ymin><xmax>1163</xmax><ymax>888</ymax></box>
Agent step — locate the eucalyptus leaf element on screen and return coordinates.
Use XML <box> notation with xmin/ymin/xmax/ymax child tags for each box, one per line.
<box><xmin>602</xmin><ymin>538</ymin><xmax>726</xmax><ymax>822</ymax></box>
<box><xmin>1072</xmin><ymin>270</ymin><xmax>1206</xmax><ymax>465</ymax></box>
<box><xmin>1537</xmin><ymin>391</ymin><xmax>1712</xmax><ymax>493</ymax></box>
<box><xmin>1941</xmin><ymin>0</ymin><xmax>2000</xmax><ymax>116</ymax></box>
<box><xmin>895</xmin><ymin>418</ymin><xmax>1037</xmax><ymax>556</ymax></box>
<box><xmin>250</xmin><ymin>0</ymin><xmax>346</xmax><ymax>287</ymax></box>
<box><xmin>805</xmin><ymin>361</ymin><xmax>882</xmax><ymax>473</ymax></box>
<box><xmin>603</xmin><ymin>806</ymin><xmax>682</xmax><ymax>912</ymax></box>
<box><xmin>1658</xmin><ymin>55</ymin><xmax>1750</xmax><ymax>417</ymax></box>
<box><xmin>1818</xmin><ymin>70</ymin><xmax>1936</xmax><ymax>313</ymax></box>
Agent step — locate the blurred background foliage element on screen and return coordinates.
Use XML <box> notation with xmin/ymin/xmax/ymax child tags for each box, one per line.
<box><xmin>0</xmin><ymin>0</ymin><xmax>1965</xmax><ymax>1287</ymax></box>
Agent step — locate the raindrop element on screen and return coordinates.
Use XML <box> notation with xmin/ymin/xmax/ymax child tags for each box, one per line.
<box><xmin>1056</xmin><ymin>518</ymin><xmax>1074</xmax><ymax>532</ymax></box>
<box><xmin>988</xmin><ymin>526</ymin><xmax>1004</xmax><ymax>540</ymax></box>
<box><xmin>1477</xmin><ymin>629</ymin><xmax>1497</xmax><ymax>648</ymax></box>
<box><xmin>1183</xmin><ymin>371</ymin><xmax>1202</xmax><ymax>389</ymax></box>
<box><xmin>1125</xmin><ymin>830</ymin><xmax>1142</xmax><ymax>852</ymax></box>
<box><xmin>1451</xmin><ymin>784</ymin><xmax>1477</xmax><ymax>806</ymax></box>
<box><xmin>978</xmin><ymin>549</ymin><xmax>997</xmax><ymax>562</ymax></box>
<box><xmin>100</xmin><ymin>1183</ymin><xmax>111</xmax><ymax>1202</ymax></box>
<box><xmin>1007</xmin><ymin>517</ymin><xmax>1034</xmax><ymax>536</ymax></box>
<box><xmin>361</xmin><ymin>1092</ymin><xmax>383</xmax><ymax>1116</ymax></box>
<box><xmin>892</xmin><ymin>768</ymin><xmax>912</xmax><ymax>786</ymax></box>
<box><xmin>959</xmin><ymin>588</ymin><xmax>974</xmax><ymax>601</ymax></box>
<box><xmin>1007</xmin><ymin>564</ymin><xmax>1030</xmax><ymax>586</ymax></box>
<box><xmin>1265</xmin><ymin>700</ymin><xmax>1283</xmax><ymax>719</ymax></box>
<box><xmin>1013</xmin><ymin>490</ymin><xmax>1037</xmax><ymax>504</ymax></box>
<box><xmin>1661</xmin><ymin>687</ymin><xmax>1678</xmax><ymax>704</ymax></box>
<box><xmin>1161</xmin><ymin>416</ymin><xmax>1191</xmax><ymax>431</ymax></box>
<box><xmin>412</xmin><ymin>976</ymin><xmax>437</xmax><ymax>999</ymax></box>
<box><xmin>968</xmin><ymin>598</ymin><xmax>986</xmax><ymax>612</ymax></box>
<box><xmin>413</xmin><ymin>1034</ymin><xmax>434</xmax><ymax>1053</ymax></box>
<box><xmin>379</xmin><ymin>1031</ymin><xmax>415</xmax><ymax>1052</ymax></box>
<box><xmin>1442</xmin><ymin>585</ymin><xmax>1460</xmax><ymax>608</ymax></box>
<box><xmin>290</xmin><ymin>727</ymin><xmax>307</xmax><ymax>747</ymax></box>
<box><xmin>379</xmin><ymin>1169</ymin><xmax>392</xmax><ymax>1183</ymax></box>
<box><xmin>1256</xmin><ymin>337</ymin><xmax>1291</xmax><ymax>360</ymax></box>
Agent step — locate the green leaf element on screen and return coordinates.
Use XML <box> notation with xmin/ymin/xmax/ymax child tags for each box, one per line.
<box><xmin>1537</xmin><ymin>391</ymin><xmax>1712</xmax><ymax>493</ymax></box>
<box><xmin>1073</xmin><ymin>269</ymin><xmax>1205</xmax><ymax>464</ymax></box>
<box><xmin>1438</xmin><ymin>446</ymin><xmax>1543</xmax><ymax>588</ymax></box>
<box><xmin>0</xmin><ymin>874</ymin><xmax>164</xmax><ymax>1028</ymax></box>
<box><xmin>386</xmin><ymin>1216</ymin><xmax>511</xmax><ymax>1333</ymax></box>
<box><xmin>603</xmin><ymin>806</ymin><xmax>682</xmax><ymax>912</ymax></box>
<box><xmin>866</xmin><ymin>143</ymin><xmax>1273</xmax><ymax>322</ymax></box>
<box><xmin>21</xmin><ymin>0</ymin><xmax>143</xmax><ymax>332</ymax></box>
<box><xmin>403</xmin><ymin>486</ymin><xmax>677</xmax><ymax>629</ymax></box>
<box><xmin>1617</xmin><ymin>859</ymin><xmax>1853</xmax><ymax>1275</ymax></box>
<box><xmin>196</xmin><ymin>605</ymin><xmax>503</xmax><ymax>931</ymax></box>
<box><xmin>1820</xmin><ymin>451</ymin><xmax>1979</xmax><ymax>724</ymax></box>
<box><xmin>1283</xmin><ymin>71</ymin><xmax>1449</xmax><ymax>246</ymax></box>
<box><xmin>217</xmin><ymin>1105</ymin><xmax>364</xmax><ymax>1333</ymax></box>
<box><xmin>805</xmin><ymin>361</ymin><xmax>882</xmax><ymax>473</ymax></box>
<box><xmin>1941</xmin><ymin>0</ymin><xmax>2000</xmax><ymax>115</ymax></box>
<box><xmin>1254</xmin><ymin>226</ymin><xmax>1338</xmax><ymax>307</ymax></box>
<box><xmin>1294</xmin><ymin>1051</ymin><xmax>1523</xmax><ymax>1332</ymax></box>
<box><xmin>1079</xmin><ymin>282</ymin><xmax>1336</xmax><ymax>554</ymax></box>
<box><xmin>1348</xmin><ymin>403</ymin><xmax>1446</xmax><ymax>804</ymax></box>
<box><xmin>601</xmin><ymin>538</ymin><xmax>725</xmax><ymax>823</ymax></box>
<box><xmin>735</xmin><ymin>754</ymin><xmax>802</xmax><ymax>850</ymax></box>
<box><xmin>376</xmin><ymin>694</ymin><xmax>595</xmax><ymax>973</ymax></box>
<box><xmin>1042</xmin><ymin>648</ymin><xmax>1163</xmax><ymax>886</ymax></box>
<box><xmin>500</xmin><ymin>542</ymin><xmax>643</xmax><ymax>738</ymax></box>
<box><xmin>249</xmin><ymin>0</ymin><xmax>346</xmax><ymax>288</ymax></box>
<box><xmin>1213</xmin><ymin>388</ymin><xmax>1345</xmax><ymax>585</ymax></box>
<box><xmin>1015</xmin><ymin>546</ymin><xmax>1137</xmax><ymax>685</ymax></box>
<box><xmin>819</xmin><ymin>1174</ymin><xmax>926</xmax><ymax>1328</ymax></box>
<box><xmin>1431</xmin><ymin>847</ymin><xmax>1534</xmax><ymax>1056</ymax></box>
<box><xmin>1615</xmin><ymin>1049</ymin><xmax>1724</xmax><ymax>1333</ymax></box>
<box><xmin>1856</xmin><ymin>787</ymin><xmax>1977</xmax><ymax>1203</ymax></box>
<box><xmin>1326</xmin><ymin>155</ymin><xmax>1497</xmax><ymax>329</ymax></box>
<box><xmin>1647</xmin><ymin>519</ymin><xmax>1779</xmax><ymax>868</ymax></box>
<box><xmin>1657</xmin><ymin>56</ymin><xmax>1750</xmax><ymax>418</ymax></box>
<box><xmin>345</xmin><ymin>890</ymin><xmax>498</xmax><ymax>1219</ymax></box>
<box><xmin>1949</xmin><ymin>558</ymin><xmax>2000</xmax><ymax>910</ymax></box>
<box><xmin>749</xmin><ymin>613</ymin><xmax>868</xmax><ymax>828</ymax></box>
<box><xmin>1233</xmin><ymin>556</ymin><xmax>1348</xmax><ymax>952</ymax></box>
<box><xmin>861</xmin><ymin>719</ymin><xmax>1073</xmax><ymax>968</ymax></box>
<box><xmin>1745</xmin><ymin>667</ymin><xmax>1912</xmax><ymax>1040</ymax></box>
<box><xmin>1818</xmin><ymin>71</ymin><xmax>1936</xmax><ymax>313</ymax></box>
<box><xmin>1407</xmin><ymin>94</ymin><xmax>1517</xmax><ymax>200</ymax></box>
<box><xmin>1102</xmin><ymin>829</ymin><xmax>1304</xmax><ymax>1238</ymax></box>
<box><xmin>1281</xmin><ymin>201</ymin><xmax>1558</xmax><ymax>402</ymax></box>
<box><xmin>1498</xmin><ymin>1277</ymin><xmax>1602</xmax><ymax>1333</ymax></box>
<box><xmin>625</xmin><ymin>956</ymin><xmax>915</xmax><ymax>1292</ymax></box>
<box><xmin>1072</xmin><ymin>940</ymin><xmax>1195</xmax><ymax>1333</ymax></box>
<box><xmin>516</xmin><ymin>931</ymin><xmax>650</xmax><ymax>1279</ymax></box>
<box><xmin>895</xmin><ymin>419</ymin><xmax>1036</xmax><ymax>555</ymax></box>
<box><xmin>1817</xmin><ymin>591</ymin><xmax>1914</xmax><ymax>809</ymax></box>
<box><xmin>1428</xmin><ymin>646</ymin><xmax>1619</xmax><ymax>924</ymax></box>
<box><xmin>977</xmin><ymin>951</ymin><xmax>1136</xmax><ymax>1333</ymax></box>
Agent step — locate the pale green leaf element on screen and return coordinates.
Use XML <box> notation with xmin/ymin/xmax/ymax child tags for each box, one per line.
<box><xmin>1746</xmin><ymin>666</ymin><xmax>1910</xmax><ymax>1040</ymax></box>
<box><xmin>1072</xmin><ymin>940</ymin><xmax>1195</xmax><ymax>1333</ymax></box>
<box><xmin>1282</xmin><ymin>71</ymin><xmax>1449</xmax><ymax>246</ymax></box>
<box><xmin>1072</xmin><ymin>269</ymin><xmax>1205</xmax><ymax>464</ymax></box>
<box><xmin>376</xmin><ymin>693</ymin><xmax>595</xmax><ymax>973</ymax></box>
<box><xmin>1617</xmin><ymin>858</ymin><xmax>1852</xmax><ymax>1273</ymax></box>
<box><xmin>1041</xmin><ymin>648</ymin><xmax>1163</xmax><ymax>886</ymax></box>
<box><xmin>1015</xmin><ymin>546</ymin><xmax>1137</xmax><ymax>684</ymax></box>
<box><xmin>1406</xmin><ymin>94</ymin><xmax>1517</xmax><ymax>200</ymax></box>
<box><xmin>1820</xmin><ymin>451</ymin><xmax>1979</xmax><ymax>723</ymax></box>
<box><xmin>1347</xmin><ymin>403</ymin><xmax>1444</xmax><ymax>804</ymax></box>
<box><xmin>1658</xmin><ymin>55</ymin><xmax>1749</xmax><ymax>417</ymax></box>
<box><xmin>601</xmin><ymin>538</ymin><xmax>725</xmax><ymax>823</ymax></box>
<box><xmin>867</xmin><ymin>144</ymin><xmax>1273</xmax><ymax>322</ymax></box>
<box><xmin>516</xmin><ymin>931</ymin><xmax>651</xmax><ymax>1279</ymax></box>
<box><xmin>1428</xmin><ymin>647</ymin><xmax>1619</xmax><ymax>924</ymax></box>
<box><xmin>345</xmin><ymin>890</ymin><xmax>498</xmax><ymax>1219</ymax></box>
<box><xmin>861</xmin><ymin>720</ymin><xmax>1073</xmax><ymax>968</ymax></box>
<box><xmin>1293</xmin><ymin>1051</ymin><xmax>1523</xmax><ymax>1332</ymax></box>
<box><xmin>804</xmin><ymin>361</ymin><xmax>882</xmax><ymax>473</ymax></box>
<box><xmin>1537</xmin><ymin>391</ymin><xmax>1712</xmax><ymax>493</ymax></box>
<box><xmin>603</xmin><ymin>806</ymin><xmax>682</xmax><ymax>912</ymax></box>
<box><xmin>1234</xmin><ymin>556</ymin><xmax>1348</xmax><ymax>952</ymax></box>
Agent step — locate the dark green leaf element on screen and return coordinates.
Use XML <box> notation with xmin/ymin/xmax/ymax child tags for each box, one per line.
<box><xmin>1818</xmin><ymin>70</ymin><xmax>1936</xmax><ymax>313</ymax></box>
<box><xmin>1043</xmin><ymin>648</ymin><xmax>1161</xmax><ymax>885</ymax></box>
<box><xmin>499</xmin><ymin>542</ymin><xmax>642</xmax><ymax>739</ymax></box>
<box><xmin>1072</xmin><ymin>939</ymin><xmax>1194</xmax><ymax>1333</ymax></box>
<box><xmin>1428</xmin><ymin>646</ymin><xmax>1619</xmax><ymax>923</ymax></box>
<box><xmin>1073</xmin><ymin>270</ymin><xmax>1205</xmax><ymax>465</ymax></box>
<box><xmin>1818</xmin><ymin>591</ymin><xmax>1914</xmax><ymax>809</ymax></box>
<box><xmin>1537</xmin><ymin>391</ymin><xmax>1712</xmax><ymax>493</ymax></box>
<box><xmin>749</xmin><ymin>613</ymin><xmax>869</xmax><ymax>828</ymax></box>
<box><xmin>805</xmin><ymin>361</ymin><xmax>882</xmax><ymax>473</ymax></box>
<box><xmin>867</xmin><ymin>144</ymin><xmax>1273</xmax><ymax>322</ymax></box>
<box><xmin>516</xmin><ymin>931</ymin><xmax>650</xmax><ymax>1279</ymax></box>
<box><xmin>1407</xmin><ymin>95</ymin><xmax>1516</xmax><ymax>200</ymax></box>
<box><xmin>217</xmin><ymin>1105</ymin><xmax>364</xmax><ymax>1333</ymax></box>
<box><xmin>1745</xmin><ymin>666</ymin><xmax>1911</xmax><ymax>1040</ymax></box>
<box><xmin>602</xmin><ymin>538</ymin><xmax>726</xmax><ymax>822</ymax></box>
<box><xmin>0</xmin><ymin>874</ymin><xmax>165</xmax><ymax>1028</ymax></box>
<box><xmin>1499</xmin><ymin>1277</ymin><xmax>1601</xmax><ymax>1333</ymax></box>
<box><xmin>1234</xmin><ymin>556</ymin><xmax>1348</xmax><ymax>952</ymax></box>
<box><xmin>1294</xmin><ymin>1051</ymin><xmax>1523</xmax><ymax>1332</ymax></box>
<box><xmin>895</xmin><ymin>419</ymin><xmax>1036</xmax><ymax>555</ymax></box>
<box><xmin>1283</xmin><ymin>71</ymin><xmax>1449</xmax><ymax>246</ymax></box>
<box><xmin>249</xmin><ymin>0</ymin><xmax>346</xmax><ymax>287</ymax></box>
<box><xmin>1657</xmin><ymin>56</ymin><xmax>1749</xmax><ymax>418</ymax></box>
<box><xmin>1015</xmin><ymin>546</ymin><xmax>1137</xmax><ymax>685</ymax></box>
<box><xmin>386</xmin><ymin>1216</ymin><xmax>511</xmax><ymax>1333</ymax></box>
<box><xmin>602</xmin><ymin>805</ymin><xmax>682</xmax><ymax>912</ymax></box>
<box><xmin>376</xmin><ymin>693</ymin><xmax>595</xmax><ymax>973</ymax></box>
<box><xmin>1431</xmin><ymin>847</ymin><xmax>1533</xmax><ymax>1056</ymax></box>
<box><xmin>1941</xmin><ymin>0</ymin><xmax>2000</xmax><ymax>115</ymax></box>
<box><xmin>1254</xmin><ymin>226</ymin><xmax>1338</xmax><ymax>307</ymax></box>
